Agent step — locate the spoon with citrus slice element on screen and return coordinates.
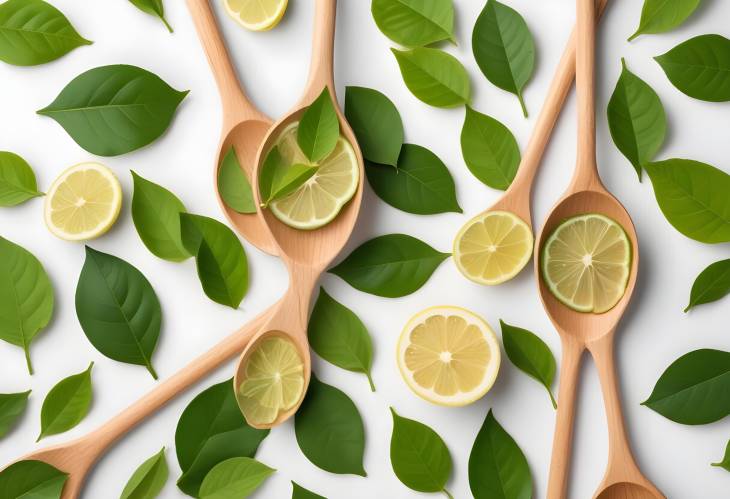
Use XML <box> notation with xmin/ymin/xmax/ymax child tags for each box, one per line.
<box><xmin>535</xmin><ymin>1</ymin><xmax>664</xmax><ymax>498</ymax></box>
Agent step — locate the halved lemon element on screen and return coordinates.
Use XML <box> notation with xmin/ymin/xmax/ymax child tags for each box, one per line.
<box><xmin>269</xmin><ymin>123</ymin><xmax>359</xmax><ymax>230</ymax></box>
<box><xmin>237</xmin><ymin>335</ymin><xmax>305</xmax><ymax>426</ymax></box>
<box><xmin>224</xmin><ymin>0</ymin><xmax>288</xmax><ymax>31</ymax></box>
<box><xmin>453</xmin><ymin>210</ymin><xmax>533</xmax><ymax>285</ymax></box>
<box><xmin>541</xmin><ymin>213</ymin><xmax>632</xmax><ymax>314</ymax></box>
<box><xmin>397</xmin><ymin>306</ymin><xmax>500</xmax><ymax>406</ymax></box>
<box><xmin>44</xmin><ymin>162</ymin><xmax>122</xmax><ymax>241</ymax></box>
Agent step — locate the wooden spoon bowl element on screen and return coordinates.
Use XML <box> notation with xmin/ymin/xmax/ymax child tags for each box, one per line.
<box><xmin>596</xmin><ymin>482</ymin><xmax>660</xmax><ymax>499</ymax></box>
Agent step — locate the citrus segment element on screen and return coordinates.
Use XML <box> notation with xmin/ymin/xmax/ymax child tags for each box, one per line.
<box><xmin>224</xmin><ymin>0</ymin><xmax>288</xmax><ymax>31</ymax></box>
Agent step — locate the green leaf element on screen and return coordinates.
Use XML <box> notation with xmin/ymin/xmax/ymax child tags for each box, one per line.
<box><xmin>0</xmin><ymin>236</ymin><xmax>54</xmax><ymax>374</ymax></box>
<box><xmin>76</xmin><ymin>247</ymin><xmax>161</xmax><ymax>379</ymax></box>
<box><xmin>367</xmin><ymin>144</ymin><xmax>461</xmax><ymax>215</ymax></box>
<box><xmin>643</xmin><ymin>349</ymin><xmax>730</xmax><ymax>425</ymax></box>
<box><xmin>269</xmin><ymin>164</ymin><xmax>318</xmax><ymax>205</ymax></box>
<box><xmin>308</xmin><ymin>287</ymin><xmax>375</xmax><ymax>391</ymax></box>
<box><xmin>391</xmin><ymin>47</ymin><xmax>470</xmax><ymax>108</ymax></box>
<box><xmin>218</xmin><ymin>147</ymin><xmax>256</xmax><ymax>214</ymax></box>
<box><xmin>607</xmin><ymin>59</ymin><xmax>666</xmax><ymax>180</ymax></box>
<box><xmin>0</xmin><ymin>0</ymin><xmax>91</xmax><ymax>66</ymax></box>
<box><xmin>179</xmin><ymin>214</ymin><xmax>249</xmax><ymax>308</ymax></box>
<box><xmin>469</xmin><ymin>410</ymin><xmax>532</xmax><ymax>499</ymax></box>
<box><xmin>128</xmin><ymin>0</ymin><xmax>173</xmax><ymax>33</ymax></box>
<box><xmin>644</xmin><ymin>159</ymin><xmax>730</xmax><ymax>244</ymax></box>
<box><xmin>175</xmin><ymin>379</ymin><xmax>269</xmax><ymax>497</ymax></box>
<box><xmin>655</xmin><ymin>34</ymin><xmax>730</xmax><ymax>102</ymax></box>
<box><xmin>500</xmin><ymin>320</ymin><xmax>557</xmax><ymax>409</ymax></box>
<box><xmin>131</xmin><ymin>171</ymin><xmax>190</xmax><ymax>262</ymax></box>
<box><xmin>121</xmin><ymin>448</ymin><xmax>168</xmax><ymax>499</ymax></box>
<box><xmin>712</xmin><ymin>440</ymin><xmax>730</xmax><ymax>472</ymax></box>
<box><xmin>685</xmin><ymin>259</ymin><xmax>730</xmax><ymax>312</ymax></box>
<box><xmin>38</xmin><ymin>64</ymin><xmax>188</xmax><ymax>156</ymax></box>
<box><xmin>345</xmin><ymin>86</ymin><xmax>404</xmax><ymax>166</ymax></box>
<box><xmin>295</xmin><ymin>374</ymin><xmax>366</xmax><ymax>476</ymax></box>
<box><xmin>298</xmin><ymin>87</ymin><xmax>340</xmax><ymax>164</ymax></box>
<box><xmin>371</xmin><ymin>0</ymin><xmax>455</xmax><ymax>47</ymax></box>
<box><xmin>472</xmin><ymin>0</ymin><xmax>535</xmax><ymax>117</ymax></box>
<box><xmin>329</xmin><ymin>233</ymin><xmax>450</xmax><ymax>297</ymax></box>
<box><xmin>629</xmin><ymin>0</ymin><xmax>701</xmax><ymax>41</ymax></box>
<box><xmin>38</xmin><ymin>362</ymin><xmax>94</xmax><ymax>441</ymax></box>
<box><xmin>199</xmin><ymin>457</ymin><xmax>274</xmax><ymax>499</ymax></box>
<box><xmin>0</xmin><ymin>460</ymin><xmax>68</xmax><ymax>499</ymax></box>
<box><xmin>292</xmin><ymin>482</ymin><xmax>326</xmax><ymax>499</ymax></box>
<box><xmin>460</xmin><ymin>106</ymin><xmax>520</xmax><ymax>190</ymax></box>
<box><xmin>389</xmin><ymin>407</ymin><xmax>453</xmax><ymax>495</ymax></box>
<box><xmin>259</xmin><ymin>146</ymin><xmax>285</xmax><ymax>204</ymax></box>
<box><xmin>0</xmin><ymin>151</ymin><xmax>43</xmax><ymax>206</ymax></box>
<box><xmin>0</xmin><ymin>390</ymin><xmax>30</xmax><ymax>439</ymax></box>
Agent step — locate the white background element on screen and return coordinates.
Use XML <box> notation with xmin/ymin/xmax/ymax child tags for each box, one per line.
<box><xmin>1</xmin><ymin>0</ymin><xmax>729</xmax><ymax>497</ymax></box>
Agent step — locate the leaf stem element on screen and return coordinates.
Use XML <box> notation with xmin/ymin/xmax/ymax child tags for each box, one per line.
<box><xmin>443</xmin><ymin>488</ymin><xmax>454</xmax><ymax>499</ymax></box>
<box><xmin>24</xmin><ymin>345</ymin><xmax>34</xmax><ymax>375</ymax></box>
<box><xmin>366</xmin><ymin>372</ymin><xmax>376</xmax><ymax>392</ymax></box>
<box><xmin>548</xmin><ymin>387</ymin><xmax>558</xmax><ymax>410</ymax></box>
<box><xmin>146</xmin><ymin>362</ymin><xmax>159</xmax><ymax>380</ymax></box>
<box><xmin>161</xmin><ymin>15</ymin><xmax>174</xmax><ymax>33</ymax></box>
<box><xmin>517</xmin><ymin>92</ymin><xmax>528</xmax><ymax>118</ymax></box>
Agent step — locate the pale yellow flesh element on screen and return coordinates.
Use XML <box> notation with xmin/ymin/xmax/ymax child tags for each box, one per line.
<box><xmin>224</xmin><ymin>0</ymin><xmax>288</xmax><ymax>31</ymax></box>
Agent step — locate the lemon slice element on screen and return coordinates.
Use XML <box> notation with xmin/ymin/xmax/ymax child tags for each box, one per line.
<box><xmin>44</xmin><ymin>162</ymin><xmax>122</xmax><ymax>241</ymax></box>
<box><xmin>453</xmin><ymin>210</ymin><xmax>534</xmax><ymax>285</ymax></box>
<box><xmin>541</xmin><ymin>213</ymin><xmax>632</xmax><ymax>314</ymax></box>
<box><xmin>237</xmin><ymin>335</ymin><xmax>305</xmax><ymax>426</ymax></box>
<box><xmin>397</xmin><ymin>306</ymin><xmax>500</xmax><ymax>406</ymax></box>
<box><xmin>224</xmin><ymin>0</ymin><xmax>288</xmax><ymax>31</ymax></box>
<box><xmin>269</xmin><ymin>123</ymin><xmax>359</xmax><ymax>230</ymax></box>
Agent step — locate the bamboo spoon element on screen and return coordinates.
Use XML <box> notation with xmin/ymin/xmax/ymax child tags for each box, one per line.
<box><xmin>233</xmin><ymin>0</ymin><xmax>364</xmax><ymax>429</ymax></box>
<box><xmin>535</xmin><ymin>1</ymin><xmax>664</xmax><ymax>498</ymax></box>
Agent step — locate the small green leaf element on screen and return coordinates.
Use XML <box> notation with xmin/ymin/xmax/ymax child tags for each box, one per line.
<box><xmin>121</xmin><ymin>448</ymin><xmax>168</xmax><ymax>499</ymax></box>
<box><xmin>367</xmin><ymin>144</ymin><xmax>461</xmax><ymax>215</ymax></box>
<box><xmin>128</xmin><ymin>0</ymin><xmax>173</xmax><ymax>33</ymax></box>
<box><xmin>180</xmin><ymin>214</ymin><xmax>249</xmax><ymax>308</ymax></box>
<box><xmin>199</xmin><ymin>457</ymin><xmax>274</xmax><ymax>499</ymax></box>
<box><xmin>643</xmin><ymin>349</ymin><xmax>730</xmax><ymax>425</ymax></box>
<box><xmin>460</xmin><ymin>106</ymin><xmax>520</xmax><ymax>190</ymax></box>
<box><xmin>472</xmin><ymin>0</ymin><xmax>535</xmax><ymax>116</ymax></box>
<box><xmin>389</xmin><ymin>407</ymin><xmax>453</xmax><ymax>495</ymax></box>
<box><xmin>259</xmin><ymin>146</ymin><xmax>285</xmax><ymax>204</ymax></box>
<box><xmin>469</xmin><ymin>410</ymin><xmax>532</xmax><ymax>499</ymax></box>
<box><xmin>76</xmin><ymin>247</ymin><xmax>161</xmax><ymax>379</ymax></box>
<box><xmin>685</xmin><ymin>259</ymin><xmax>730</xmax><ymax>312</ymax></box>
<box><xmin>629</xmin><ymin>0</ymin><xmax>701</xmax><ymax>41</ymax></box>
<box><xmin>712</xmin><ymin>440</ymin><xmax>730</xmax><ymax>472</ymax></box>
<box><xmin>329</xmin><ymin>234</ymin><xmax>450</xmax><ymax>297</ymax></box>
<box><xmin>0</xmin><ymin>152</ymin><xmax>43</xmax><ymax>206</ymax></box>
<box><xmin>131</xmin><ymin>171</ymin><xmax>191</xmax><ymax>262</ymax></box>
<box><xmin>0</xmin><ymin>460</ymin><xmax>68</xmax><ymax>499</ymax></box>
<box><xmin>268</xmin><ymin>164</ymin><xmax>318</xmax><ymax>205</ymax></box>
<box><xmin>500</xmin><ymin>320</ymin><xmax>557</xmax><ymax>409</ymax></box>
<box><xmin>38</xmin><ymin>362</ymin><xmax>94</xmax><ymax>441</ymax></box>
<box><xmin>295</xmin><ymin>374</ymin><xmax>367</xmax><ymax>476</ymax></box>
<box><xmin>218</xmin><ymin>147</ymin><xmax>256</xmax><ymax>214</ymax></box>
<box><xmin>292</xmin><ymin>482</ymin><xmax>326</xmax><ymax>499</ymax></box>
<box><xmin>0</xmin><ymin>0</ymin><xmax>91</xmax><ymax>66</ymax></box>
<box><xmin>298</xmin><ymin>87</ymin><xmax>340</xmax><ymax>164</ymax></box>
<box><xmin>392</xmin><ymin>47</ymin><xmax>470</xmax><ymax>108</ymax></box>
<box><xmin>655</xmin><ymin>34</ymin><xmax>730</xmax><ymax>102</ymax></box>
<box><xmin>371</xmin><ymin>0</ymin><xmax>455</xmax><ymax>47</ymax></box>
<box><xmin>0</xmin><ymin>390</ymin><xmax>31</xmax><ymax>439</ymax></box>
<box><xmin>309</xmin><ymin>287</ymin><xmax>375</xmax><ymax>390</ymax></box>
<box><xmin>345</xmin><ymin>86</ymin><xmax>404</xmax><ymax>166</ymax></box>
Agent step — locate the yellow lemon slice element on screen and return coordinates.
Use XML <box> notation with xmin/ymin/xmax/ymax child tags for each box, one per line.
<box><xmin>397</xmin><ymin>306</ymin><xmax>500</xmax><ymax>406</ymax></box>
<box><xmin>224</xmin><ymin>0</ymin><xmax>288</xmax><ymax>31</ymax></box>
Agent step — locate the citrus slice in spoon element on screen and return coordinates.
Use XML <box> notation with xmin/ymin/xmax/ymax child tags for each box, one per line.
<box><xmin>224</xmin><ymin>0</ymin><xmax>288</xmax><ymax>31</ymax></box>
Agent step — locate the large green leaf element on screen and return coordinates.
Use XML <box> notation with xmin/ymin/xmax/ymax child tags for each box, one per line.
<box><xmin>643</xmin><ymin>349</ymin><xmax>730</xmax><ymax>425</ymax></box>
<box><xmin>685</xmin><ymin>259</ymin><xmax>730</xmax><ymax>312</ymax></box>
<box><xmin>295</xmin><ymin>374</ymin><xmax>366</xmax><ymax>476</ymax></box>
<box><xmin>0</xmin><ymin>460</ymin><xmax>68</xmax><ymax>499</ymax></box>
<box><xmin>75</xmin><ymin>247</ymin><xmax>161</xmax><ymax>379</ymax></box>
<box><xmin>345</xmin><ymin>86</ymin><xmax>404</xmax><ymax>167</ymax></box>
<box><xmin>121</xmin><ymin>448</ymin><xmax>168</xmax><ymax>499</ymax></box>
<box><xmin>629</xmin><ymin>0</ymin><xmax>701</xmax><ymax>41</ymax></box>
<box><xmin>712</xmin><ymin>440</ymin><xmax>730</xmax><ymax>473</ymax></box>
<box><xmin>199</xmin><ymin>457</ymin><xmax>274</xmax><ymax>499</ymax></box>
<box><xmin>0</xmin><ymin>235</ymin><xmax>54</xmax><ymax>374</ymax></box>
<box><xmin>38</xmin><ymin>65</ymin><xmax>188</xmax><ymax>156</ymax></box>
<box><xmin>0</xmin><ymin>0</ymin><xmax>91</xmax><ymax>66</ymax></box>
<box><xmin>38</xmin><ymin>362</ymin><xmax>94</xmax><ymax>441</ymax></box>
<box><xmin>128</xmin><ymin>0</ymin><xmax>173</xmax><ymax>33</ymax></box>
<box><xmin>329</xmin><ymin>233</ymin><xmax>450</xmax><ymax>297</ymax></box>
<box><xmin>645</xmin><ymin>159</ymin><xmax>730</xmax><ymax>244</ymax></box>
<box><xmin>292</xmin><ymin>482</ymin><xmax>326</xmax><ymax>499</ymax></box>
<box><xmin>175</xmin><ymin>379</ymin><xmax>269</xmax><ymax>497</ymax></box>
<box><xmin>298</xmin><ymin>87</ymin><xmax>340</xmax><ymax>164</ymax></box>
<box><xmin>371</xmin><ymin>0</ymin><xmax>455</xmax><ymax>47</ymax></box>
<box><xmin>218</xmin><ymin>147</ymin><xmax>256</xmax><ymax>214</ymax></box>
<box><xmin>0</xmin><ymin>390</ymin><xmax>30</xmax><ymax>439</ymax></box>
<box><xmin>0</xmin><ymin>151</ymin><xmax>42</xmax><ymax>206</ymax></box>
<box><xmin>472</xmin><ymin>0</ymin><xmax>535</xmax><ymax>116</ymax></box>
<box><xmin>392</xmin><ymin>47</ymin><xmax>470</xmax><ymax>108</ymax></box>
<box><xmin>501</xmin><ymin>320</ymin><xmax>556</xmax><ymax>408</ymax></box>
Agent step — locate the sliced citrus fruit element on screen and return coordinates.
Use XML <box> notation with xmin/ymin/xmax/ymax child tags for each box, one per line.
<box><xmin>397</xmin><ymin>306</ymin><xmax>500</xmax><ymax>406</ymax></box>
<box><xmin>541</xmin><ymin>213</ymin><xmax>632</xmax><ymax>314</ymax></box>
<box><xmin>224</xmin><ymin>0</ymin><xmax>288</xmax><ymax>31</ymax></box>
<box><xmin>237</xmin><ymin>335</ymin><xmax>304</xmax><ymax>426</ymax></box>
<box><xmin>268</xmin><ymin>123</ymin><xmax>359</xmax><ymax>230</ymax></box>
<box><xmin>453</xmin><ymin>210</ymin><xmax>534</xmax><ymax>285</ymax></box>
<box><xmin>44</xmin><ymin>162</ymin><xmax>122</xmax><ymax>241</ymax></box>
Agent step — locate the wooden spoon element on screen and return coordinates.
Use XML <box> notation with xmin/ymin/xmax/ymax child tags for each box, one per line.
<box><xmin>535</xmin><ymin>1</ymin><xmax>665</xmax><ymax>498</ymax></box>
<box><xmin>233</xmin><ymin>0</ymin><xmax>364</xmax><ymax>429</ymax></box>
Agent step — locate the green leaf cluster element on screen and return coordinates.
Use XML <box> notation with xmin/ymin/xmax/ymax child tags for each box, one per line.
<box><xmin>38</xmin><ymin>362</ymin><xmax>94</xmax><ymax>441</ymax></box>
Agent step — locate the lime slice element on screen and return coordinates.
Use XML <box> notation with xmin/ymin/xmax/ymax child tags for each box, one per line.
<box><xmin>453</xmin><ymin>210</ymin><xmax>534</xmax><ymax>285</ymax></box>
<box><xmin>397</xmin><ymin>306</ymin><xmax>500</xmax><ymax>407</ymax></box>
<box><xmin>44</xmin><ymin>162</ymin><xmax>122</xmax><ymax>241</ymax></box>
<box><xmin>268</xmin><ymin>123</ymin><xmax>359</xmax><ymax>230</ymax></box>
<box><xmin>224</xmin><ymin>0</ymin><xmax>288</xmax><ymax>31</ymax></box>
<box><xmin>541</xmin><ymin>213</ymin><xmax>632</xmax><ymax>313</ymax></box>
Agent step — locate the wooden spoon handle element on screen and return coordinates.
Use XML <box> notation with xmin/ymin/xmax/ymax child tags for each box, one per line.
<box><xmin>303</xmin><ymin>0</ymin><xmax>337</xmax><ymax>102</ymax></box>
